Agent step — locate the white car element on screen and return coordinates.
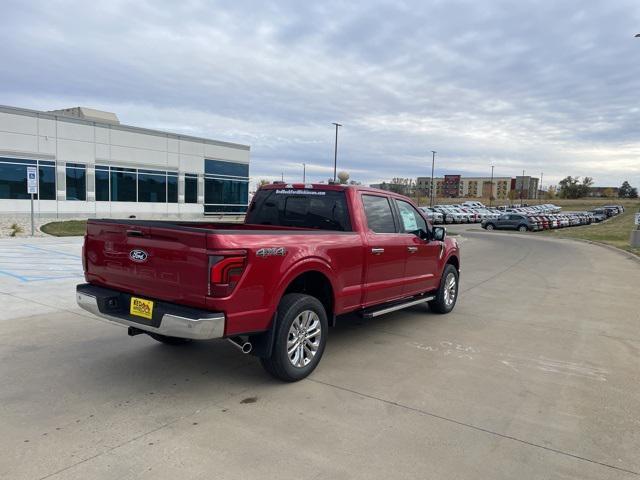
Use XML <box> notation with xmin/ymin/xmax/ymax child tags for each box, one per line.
<box><xmin>419</xmin><ymin>207</ymin><xmax>444</xmax><ymax>224</ymax></box>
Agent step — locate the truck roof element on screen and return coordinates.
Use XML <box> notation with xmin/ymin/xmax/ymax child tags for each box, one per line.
<box><xmin>259</xmin><ymin>182</ymin><xmax>410</xmax><ymax>198</ymax></box>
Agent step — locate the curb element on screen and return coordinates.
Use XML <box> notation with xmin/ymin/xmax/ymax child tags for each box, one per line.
<box><xmin>558</xmin><ymin>237</ymin><xmax>640</xmax><ymax>264</ymax></box>
<box><xmin>465</xmin><ymin>229</ymin><xmax>640</xmax><ymax>264</ymax></box>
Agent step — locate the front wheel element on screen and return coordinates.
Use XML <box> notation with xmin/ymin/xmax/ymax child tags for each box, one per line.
<box><xmin>485</xmin><ymin>223</ymin><xmax>495</xmax><ymax>231</ymax></box>
<box><xmin>518</xmin><ymin>225</ymin><xmax>528</xmax><ymax>232</ymax></box>
<box><xmin>260</xmin><ymin>293</ymin><xmax>328</xmax><ymax>382</ymax></box>
<box><xmin>429</xmin><ymin>264</ymin><xmax>459</xmax><ymax>314</ymax></box>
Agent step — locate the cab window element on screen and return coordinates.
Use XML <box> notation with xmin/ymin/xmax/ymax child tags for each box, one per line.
<box><xmin>362</xmin><ymin>195</ymin><xmax>396</xmax><ymax>233</ymax></box>
<box><xmin>396</xmin><ymin>200</ymin><xmax>427</xmax><ymax>233</ymax></box>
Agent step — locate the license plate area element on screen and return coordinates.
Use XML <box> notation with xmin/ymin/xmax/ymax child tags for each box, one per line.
<box><xmin>130</xmin><ymin>297</ymin><xmax>154</xmax><ymax>320</ymax></box>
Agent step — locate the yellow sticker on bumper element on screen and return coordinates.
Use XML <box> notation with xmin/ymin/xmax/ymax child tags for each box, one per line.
<box><xmin>130</xmin><ymin>297</ymin><xmax>154</xmax><ymax>320</ymax></box>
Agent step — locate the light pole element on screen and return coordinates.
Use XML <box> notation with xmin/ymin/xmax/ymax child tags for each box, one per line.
<box><xmin>539</xmin><ymin>171</ymin><xmax>544</xmax><ymax>203</ymax></box>
<box><xmin>429</xmin><ymin>150</ymin><xmax>437</xmax><ymax>207</ymax></box>
<box><xmin>489</xmin><ymin>165</ymin><xmax>495</xmax><ymax>207</ymax></box>
<box><xmin>332</xmin><ymin>122</ymin><xmax>342</xmax><ymax>182</ymax></box>
<box><xmin>303</xmin><ymin>163</ymin><xmax>306</xmax><ymax>183</ymax></box>
<box><xmin>520</xmin><ymin>169</ymin><xmax>525</xmax><ymax>203</ymax></box>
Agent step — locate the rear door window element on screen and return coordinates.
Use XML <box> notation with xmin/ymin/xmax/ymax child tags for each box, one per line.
<box><xmin>362</xmin><ymin>195</ymin><xmax>396</xmax><ymax>233</ymax></box>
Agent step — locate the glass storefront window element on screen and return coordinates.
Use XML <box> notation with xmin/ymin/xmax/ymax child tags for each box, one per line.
<box><xmin>66</xmin><ymin>163</ymin><xmax>86</xmax><ymax>201</ymax></box>
<box><xmin>204</xmin><ymin>159</ymin><xmax>249</xmax><ymax>178</ymax></box>
<box><xmin>0</xmin><ymin>157</ymin><xmax>55</xmax><ymax>200</ymax></box>
<box><xmin>184</xmin><ymin>174</ymin><xmax>198</xmax><ymax>203</ymax></box>
<box><xmin>138</xmin><ymin>170</ymin><xmax>166</xmax><ymax>203</ymax></box>
<box><xmin>167</xmin><ymin>173</ymin><xmax>178</xmax><ymax>203</ymax></box>
<box><xmin>110</xmin><ymin>167</ymin><xmax>136</xmax><ymax>202</ymax></box>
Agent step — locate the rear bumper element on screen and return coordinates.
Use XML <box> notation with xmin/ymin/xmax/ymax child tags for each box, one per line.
<box><xmin>76</xmin><ymin>283</ymin><xmax>225</xmax><ymax>340</ymax></box>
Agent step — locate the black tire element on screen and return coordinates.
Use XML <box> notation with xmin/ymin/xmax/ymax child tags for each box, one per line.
<box><xmin>518</xmin><ymin>225</ymin><xmax>528</xmax><ymax>232</ymax></box>
<box><xmin>147</xmin><ymin>333</ymin><xmax>192</xmax><ymax>345</ymax></box>
<box><xmin>260</xmin><ymin>293</ymin><xmax>328</xmax><ymax>382</ymax></box>
<box><xmin>429</xmin><ymin>264</ymin><xmax>459</xmax><ymax>314</ymax></box>
<box><xmin>485</xmin><ymin>223</ymin><xmax>495</xmax><ymax>231</ymax></box>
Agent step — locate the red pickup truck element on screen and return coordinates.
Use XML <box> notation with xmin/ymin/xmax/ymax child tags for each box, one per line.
<box><xmin>77</xmin><ymin>184</ymin><xmax>460</xmax><ymax>381</ymax></box>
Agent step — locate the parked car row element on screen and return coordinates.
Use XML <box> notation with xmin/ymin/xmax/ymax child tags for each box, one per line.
<box><xmin>481</xmin><ymin>205</ymin><xmax>624</xmax><ymax>232</ymax></box>
<box><xmin>420</xmin><ymin>204</ymin><xmax>500</xmax><ymax>224</ymax></box>
<box><xmin>420</xmin><ymin>202</ymin><xmax>562</xmax><ymax>225</ymax></box>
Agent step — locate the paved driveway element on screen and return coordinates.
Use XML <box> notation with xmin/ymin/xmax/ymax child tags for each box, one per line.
<box><xmin>0</xmin><ymin>233</ymin><xmax>639</xmax><ymax>479</ymax></box>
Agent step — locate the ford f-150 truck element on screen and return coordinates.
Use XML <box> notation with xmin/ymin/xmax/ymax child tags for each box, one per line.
<box><xmin>77</xmin><ymin>183</ymin><xmax>460</xmax><ymax>381</ymax></box>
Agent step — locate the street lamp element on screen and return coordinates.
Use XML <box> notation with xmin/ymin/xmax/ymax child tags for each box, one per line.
<box><xmin>539</xmin><ymin>171</ymin><xmax>544</xmax><ymax>203</ymax></box>
<box><xmin>520</xmin><ymin>169</ymin><xmax>525</xmax><ymax>203</ymax></box>
<box><xmin>331</xmin><ymin>123</ymin><xmax>342</xmax><ymax>182</ymax></box>
<box><xmin>302</xmin><ymin>163</ymin><xmax>306</xmax><ymax>183</ymax></box>
<box><xmin>429</xmin><ymin>150</ymin><xmax>437</xmax><ymax>207</ymax></box>
<box><xmin>489</xmin><ymin>165</ymin><xmax>495</xmax><ymax>207</ymax></box>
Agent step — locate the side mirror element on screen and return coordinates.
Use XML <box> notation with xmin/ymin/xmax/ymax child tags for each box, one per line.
<box><xmin>433</xmin><ymin>226</ymin><xmax>446</xmax><ymax>242</ymax></box>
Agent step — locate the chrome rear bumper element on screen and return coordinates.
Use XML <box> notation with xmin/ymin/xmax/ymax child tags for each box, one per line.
<box><xmin>76</xmin><ymin>284</ymin><xmax>225</xmax><ymax>340</ymax></box>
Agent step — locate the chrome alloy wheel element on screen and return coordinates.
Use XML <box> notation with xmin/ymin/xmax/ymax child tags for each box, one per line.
<box><xmin>443</xmin><ymin>273</ymin><xmax>457</xmax><ymax>306</ymax></box>
<box><xmin>287</xmin><ymin>310</ymin><xmax>322</xmax><ymax>368</ymax></box>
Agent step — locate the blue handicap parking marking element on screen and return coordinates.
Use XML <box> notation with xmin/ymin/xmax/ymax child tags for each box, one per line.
<box><xmin>0</xmin><ymin>243</ymin><xmax>84</xmax><ymax>283</ymax></box>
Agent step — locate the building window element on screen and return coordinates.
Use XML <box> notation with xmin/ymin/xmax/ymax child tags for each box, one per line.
<box><xmin>110</xmin><ymin>167</ymin><xmax>136</xmax><ymax>202</ymax></box>
<box><xmin>66</xmin><ymin>163</ymin><xmax>86</xmax><ymax>201</ymax></box>
<box><xmin>204</xmin><ymin>159</ymin><xmax>249</xmax><ymax>178</ymax></box>
<box><xmin>38</xmin><ymin>161</ymin><xmax>56</xmax><ymax>200</ymax></box>
<box><xmin>167</xmin><ymin>173</ymin><xmax>178</xmax><ymax>203</ymax></box>
<box><xmin>95</xmin><ymin>165</ymin><xmax>180</xmax><ymax>203</ymax></box>
<box><xmin>95</xmin><ymin>166</ymin><xmax>109</xmax><ymax>201</ymax></box>
<box><xmin>138</xmin><ymin>169</ymin><xmax>166</xmax><ymax>203</ymax></box>
<box><xmin>204</xmin><ymin>178</ymin><xmax>249</xmax><ymax>213</ymax></box>
<box><xmin>204</xmin><ymin>159</ymin><xmax>249</xmax><ymax>214</ymax></box>
<box><xmin>0</xmin><ymin>157</ymin><xmax>55</xmax><ymax>200</ymax></box>
<box><xmin>184</xmin><ymin>174</ymin><xmax>198</xmax><ymax>203</ymax></box>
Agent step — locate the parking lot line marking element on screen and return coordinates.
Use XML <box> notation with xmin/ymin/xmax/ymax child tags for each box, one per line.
<box><xmin>0</xmin><ymin>269</ymin><xmax>30</xmax><ymax>282</ymax></box>
<box><xmin>20</xmin><ymin>244</ymin><xmax>82</xmax><ymax>259</ymax></box>
<box><xmin>307</xmin><ymin>378</ymin><xmax>640</xmax><ymax>477</ymax></box>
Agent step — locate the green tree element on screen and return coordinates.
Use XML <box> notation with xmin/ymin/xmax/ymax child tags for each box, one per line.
<box><xmin>256</xmin><ymin>179</ymin><xmax>270</xmax><ymax>190</ymax></box>
<box><xmin>545</xmin><ymin>185</ymin><xmax>557</xmax><ymax>199</ymax></box>
<box><xmin>558</xmin><ymin>176</ymin><xmax>593</xmax><ymax>199</ymax></box>
<box><xmin>619</xmin><ymin>181</ymin><xmax>638</xmax><ymax>198</ymax></box>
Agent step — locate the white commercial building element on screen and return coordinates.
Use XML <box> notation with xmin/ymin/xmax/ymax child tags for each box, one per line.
<box><xmin>0</xmin><ymin>105</ymin><xmax>250</xmax><ymax>219</ymax></box>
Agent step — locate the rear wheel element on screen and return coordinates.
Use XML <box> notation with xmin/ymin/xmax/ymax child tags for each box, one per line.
<box><xmin>518</xmin><ymin>225</ymin><xmax>528</xmax><ymax>232</ymax></box>
<box><xmin>260</xmin><ymin>293</ymin><xmax>328</xmax><ymax>382</ymax></box>
<box><xmin>429</xmin><ymin>264</ymin><xmax>459</xmax><ymax>314</ymax></box>
<box><xmin>147</xmin><ymin>333</ymin><xmax>192</xmax><ymax>345</ymax></box>
<box><xmin>485</xmin><ymin>223</ymin><xmax>495</xmax><ymax>231</ymax></box>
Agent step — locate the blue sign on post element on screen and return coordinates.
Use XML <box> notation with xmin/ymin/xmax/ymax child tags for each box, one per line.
<box><xmin>27</xmin><ymin>166</ymin><xmax>38</xmax><ymax>236</ymax></box>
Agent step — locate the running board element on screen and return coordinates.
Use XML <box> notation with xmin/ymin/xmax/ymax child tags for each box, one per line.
<box><xmin>362</xmin><ymin>295</ymin><xmax>435</xmax><ymax>319</ymax></box>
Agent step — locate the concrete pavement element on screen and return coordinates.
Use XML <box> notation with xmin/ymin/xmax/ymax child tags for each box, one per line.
<box><xmin>0</xmin><ymin>232</ymin><xmax>639</xmax><ymax>479</ymax></box>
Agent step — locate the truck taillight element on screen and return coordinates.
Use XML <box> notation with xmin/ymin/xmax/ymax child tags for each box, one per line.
<box><xmin>208</xmin><ymin>254</ymin><xmax>246</xmax><ymax>297</ymax></box>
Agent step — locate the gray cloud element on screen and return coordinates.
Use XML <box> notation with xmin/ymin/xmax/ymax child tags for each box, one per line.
<box><xmin>1</xmin><ymin>0</ymin><xmax>639</xmax><ymax>188</ymax></box>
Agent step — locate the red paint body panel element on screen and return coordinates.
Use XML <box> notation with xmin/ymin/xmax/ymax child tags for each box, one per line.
<box><xmin>84</xmin><ymin>184</ymin><xmax>460</xmax><ymax>336</ymax></box>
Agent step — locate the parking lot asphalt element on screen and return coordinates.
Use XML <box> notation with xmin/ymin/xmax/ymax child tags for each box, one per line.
<box><xmin>1</xmin><ymin>231</ymin><xmax>639</xmax><ymax>480</ymax></box>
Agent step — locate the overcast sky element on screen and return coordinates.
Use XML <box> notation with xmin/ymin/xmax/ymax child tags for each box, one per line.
<box><xmin>1</xmin><ymin>0</ymin><xmax>639</xmax><ymax>188</ymax></box>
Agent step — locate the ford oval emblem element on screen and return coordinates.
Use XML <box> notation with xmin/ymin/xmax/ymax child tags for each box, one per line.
<box><xmin>129</xmin><ymin>249</ymin><xmax>148</xmax><ymax>262</ymax></box>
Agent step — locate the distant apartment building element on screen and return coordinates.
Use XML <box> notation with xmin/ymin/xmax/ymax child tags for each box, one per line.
<box><xmin>586</xmin><ymin>187</ymin><xmax>619</xmax><ymax>198</ymax></box>
<box><xmin>513</xmin><ymin>176</ymin><xmax>540</xmax><ymax>200</ymax></box>
<box><xmin>416</xmin><ymin>176</ymin><xmax>512</xmax><ymax>199</ymax></box>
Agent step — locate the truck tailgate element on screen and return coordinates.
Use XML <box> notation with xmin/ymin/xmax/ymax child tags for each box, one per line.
<box><xmin>84</xmin><ymin>220</ymin><xmax>210</xmax><ymax>309</ymax></box>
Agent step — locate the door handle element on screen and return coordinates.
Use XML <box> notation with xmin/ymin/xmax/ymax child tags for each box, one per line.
<box><xmin>407</xmin><ymin>246</ymin><xmax>418</xmax><ymax>253</ymax></box>
<box><xmin>126</xmin><ymin>230</ymin><xmax>144</xmax><ymax>237</ymax></box>
<box><xmin>371</xmin><ymin>248</ymin><xmax>385</xmax><ymax>255</ymax></box>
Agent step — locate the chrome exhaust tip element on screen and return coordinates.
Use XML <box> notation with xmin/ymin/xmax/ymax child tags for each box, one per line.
<box><xmin>227</xmin><ymin>336</ymin><xmax>252</xmax><ymax>354</ymax></box>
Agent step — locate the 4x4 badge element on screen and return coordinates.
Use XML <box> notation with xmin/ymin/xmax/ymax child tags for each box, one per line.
<box><xmin>256</xmin><ymin>247</ymin><xmax>287</xmax><ymax>258</ymax></box>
